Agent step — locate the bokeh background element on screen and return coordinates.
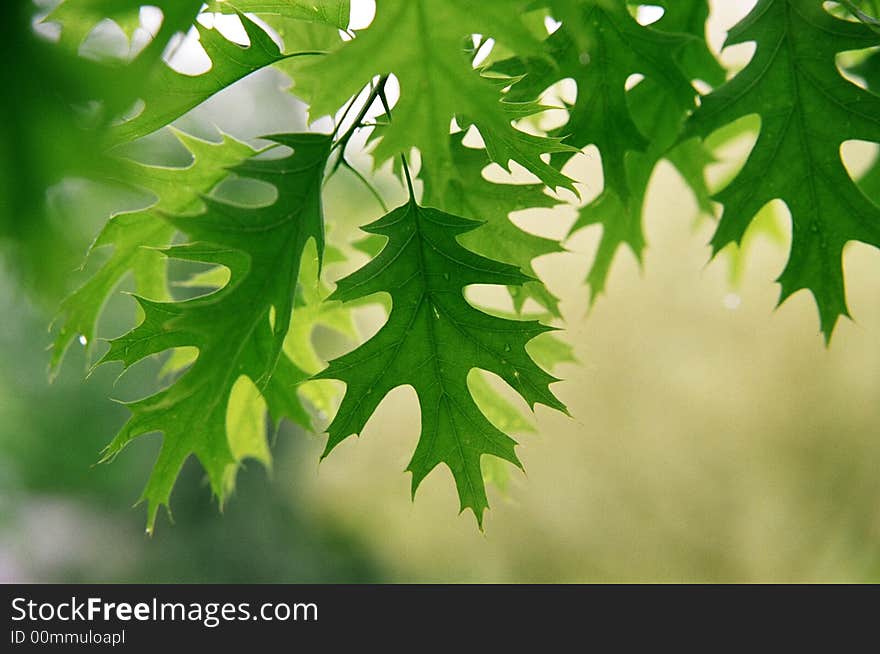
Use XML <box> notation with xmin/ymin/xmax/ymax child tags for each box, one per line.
<box><xmin>2</xmin><ymin>0</ymin><xmax>879</xmax><ymax>583</ymax></box>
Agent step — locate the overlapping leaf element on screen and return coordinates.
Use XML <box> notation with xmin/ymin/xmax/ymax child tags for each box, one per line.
<box><xmin>44</xmin><ymin>0</ymin><xmax>205</xmax><ymax>120</ymax></box>
<box><xmin>205</xmin><ymin>0</ymin><xmax>350</xmax><ymax>30</ymax></box>
<box><xmin>497</xmin><ymin>0</ymin><xmax>714</xmax><ymax>300</ymax></box>
<box><xmin>282</xmin><ymin>242</ymin><xmax>364</xmax><ymax>417</ymax></box>
<box><xmin>45</xmin><ymin>0</ymin><xmax>202</xmax><ymax>54</ymax></box>
<box><xmin>107</xmin><ymin>14</ymin><xmax>314</xmax><ymax>145</ymax></box>
<box><xmin>303</xmin><ymin>0</ymin><xmax>576</xmax><ymax>196</ymax></box>
<box><xmin>349</xmin><ymin>224</ymin><xmax>575</xmax><ymax>485</ymax></box>
<box><xmin>46</xmin><ymin>0</ymin><xmax>143</xmax><ymax>51</ymax></box>
<box><xmin>685</xmin><ymin>0</ymin><xmax>880</xmax><ymax>339</ymax></box>
<box><xmin>317</xmin><ymin>194</ymin><xmax>566</xmax><ymax>525</ymax></box>
<box><xmin>853</xmin><ymin>50</ymin><xmax>880</xmax><ymax>201</ymax></box>
<box><xmin>423</xmin><ymin>134</ymin><xmax>563</xmax><ymax>315</ymax></box>
<box><xmin>568</xmin><ymin>1</ymin><xmax>721</xmax><ymax>298</ymax></box>
<box><xmin>34</xmin><ymin>0</ymin><xmax>880</xmax><ymax>533</ymax></box>
<box><xmin>1</xmin><ymin>0</ymin><xmax>203</xmax><ymax>296</ymax></box>
<box><xmin>218</xmin><ymin>1</ymin><xmax>351</xmax><ymax>106</ymax></box>
<box><xmin>100</xmin><ymin>134</ymin><xmax>330</xmax><ymax>531</ymax></box>
<box><xmin>51</xmin><ymin>130</ymin><xmax>256</xmax><ymax>375</ymax></box>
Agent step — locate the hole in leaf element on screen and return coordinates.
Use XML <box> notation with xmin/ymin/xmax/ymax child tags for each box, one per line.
<box><xmin>472</xmin><ymin>36</ymin><xmax>495</xmax><ymax>68</ymax></box>
<box><xmin>169</xmin><ymin>261</ymin><xmax>231</xmax><ymax>300</ymax></box>
<box><xmin>79</xmin><ymin>18</ymin><xmax>130</xmax><ymax>62</ymax></box>
<box><xmin>464</xmin><ymin>284</ymin><xmax>516</xmax><ymax>314</ymax></box>
<box><xmin>164</xmin><ymin>27</ymin><xmax>211</xmax><ymax>75</ymax></box>
<box><xmin>544</xmin><ymin>16</ymin><xmax>562</xmax><ymax>34</ymax></box>
<box><xmin>226</xmin><ymin>375</ymin><xmax>270</xmax><ymax>467</ymax></box>
<box><xmin>841</xmin><ymin>140</ymin><xmax>879</xmax><ymax>180</ymax></box>
<box><xmin>159</xmin><ymin>346</ymin><xmax>199</xmax><ymax>381</ymax></box>
<box><xmin>252</xmin><ymin>144</ymin><xmax>294</xmax><ymax>160</ymax></box>
<box><xmin>635</xmin><ymin>5</ymin><xmax>665</xmax><ymax>25</ymax></box>
<box><xmin>211</xmin><ymin>176</ymin><xmax>278</xmax><ymax>207</ymax></box>
<box><xmin>197</xmin><ymin>11</ymin><xmax>250</xmax><ymax>46</ymax></box>
<box><xmin>836</xmin><ymin>46</ymin><xmax>880</xmax><ymax>90</ymax></box>
<box><xmin>468</xmin><ymin>369</ymin><xmax>535</xmax><ymax>435</ymax></box>
<box><xmin>704</xmin><ymin>114</ymin><xmax>761</xmax><ymax>194</ymax></box>
<box><xmin>625</xmin><ymin>73</ymin><xmax>645</xmax><ymax>91</ymax></box>
<box><xmin>349</xmin><ymin>0</ymin><xmax>376</xmax><ymax>31</ymax></box>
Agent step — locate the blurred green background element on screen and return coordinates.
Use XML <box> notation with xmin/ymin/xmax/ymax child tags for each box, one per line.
<box><xmin>2</xmin><ymin>1</ymin><xmax>879</xmax><ymax>583</ymax></box>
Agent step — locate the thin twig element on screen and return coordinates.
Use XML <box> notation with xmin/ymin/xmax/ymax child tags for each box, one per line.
<box><xmin>375</xmin><ymin>83</ymin><xmax>414</xmax><ymax>201</ymax></box>
<box><xmin>342</xmin><ymin>159</ymin><xmax>389</xmax><ymax>212</ymax></box>
<box><xmin>332</xmin><ymin>87</ymin><xmax>365</xmax><ymax>141</ymax></box>
<box><xmin>400</xmin><ymin>153</ymin><xmax>415</xmax><ymax>201</ymax></box>
<box><xmin>331</xmin><ymin>74</ymin><xmax>389</xmax><ymax>157</ymax></box>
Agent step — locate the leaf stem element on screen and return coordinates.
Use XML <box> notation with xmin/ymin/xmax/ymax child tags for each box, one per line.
<box><xmin>342</xmin><ymin>159</ymin><xmax>389</xmax><ymax>213</ymax></box>
<box><xmin>332</xmin><ymin>92</ymin><xmax>362</xmax><ymax>141</ymax></box>
<box><xmin>330</xmin><ymin>74</ymin><xmax>389</xmax><ymax>155</ymax></box>
<box><xmin>400</xmin><ymin>154</ymin><xmax>415</xmax><ymax>201</ymax></box>
<box><xmin>374</xmin><ymin>83</ymin><xmax>415</xmax><ymax>201</ymax></box>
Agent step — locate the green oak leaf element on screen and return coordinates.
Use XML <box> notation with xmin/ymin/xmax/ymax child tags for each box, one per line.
<box><xmin>511</xmin><ymin>0</ymin><xmax>695</xmax><ymax>196</ymax></box>
<box><xmin>51</xmin><ymin>130</ymin><xmax>256</xmax><ymax>375</ymax></box>
<box><xmin>205</xmin><ymin>0</ymin><xmax>350</xmax><ymax>30</ymax></box>
<box><xmin>107</xmin><ymin>14</ymin><xmax>319</xmax><ymax>145</ymax></box>
<box><xmin>45</xmin><ymin>0</ymin><xmax>203</xmax><ymax>53</ymax></box>
<box><xmin>497</xmin><ymin>0</ymin><xmax>706</xmax><ymax>300</ymax></box>
<box><xmin>316</xmin><ymin>194</ymin><xmax>566</xmax><ymax>526</ymax></box>
<box><xmin>645</xmin><ymin>0</ymin><xmax>727</xmax><ymax>86</ymax></box>
<box><xmin>257</xmin><ymin>5</ymin><xmax>351</xmax><ymax>107</ymax></box>
<box><xmin>45</xmin><ymin>0</ymin><xmax>143</xmax><ymax>52</ymax></box>
<box><xmin>350</xmin><ymin>228</ymin><xmax>575</xmax><ymax>486</ymax></box>
<box><xmin>472</xmin><ymin>321</ymin><xmax>575</xmax><ymax>495</ymax></box>
<box><xmin>157</xmin><ymin>242</ymin><xmax>354</xmax><ymax>436</ymax></box>
<box><xmin>470</xmin><ymin>372</ymin><xmax>536</xmax><ymax>496</ymax></box>
<box><xmin>100</xmin><ymin>134</ymin><xmax>330</xmax><ymax>532</ymax></box>
<box><xmin>527</xmin><ymin>328</ymin><xmax>577</xmax><ymax>371</ymax></box>
<box><xmin>2</xmin><ymin>1</ymin><xmax>203</xmax><ymax>298</ymax></box>
<box><xmin>350</xmin><ymin>226</ymin><xmax>572</xmax><ymax>483</ymax></box>
<box><xmin>851</xmin><ymin>50</ymin><xmax>880</xmax><ymax>203</ymax></box>
<box><xmin>302</xmin><ymin>0</ymin><xmax>576</xmax><ymax>195</ymax></box>
<box><xmin>204</xmin><ymin>0</ymin><xmax>351</xmax><ymax>99</ymax></box>
<box><xmin>423</xmin><ymin>134</ymin><xmax>564</xmax><ymax>316</ymax></box>
<box><xmin>44</xmin><ymin>1</ymin><xmax>206</xmax><ymax>121</ymax></box>
<box><xmin>293</xmin><ymin>234</ymin><xmax>570</xmax><ymax>445</ymax></box>
<box><xmin>283</xmin><ymin>241</ymin><xmax>363</xmax><ymax>418</ymax></box>
<box><xmin>684</xmin><ymin>0</ymin><xmax>880</xmax><ymax>340</ymax></box>
<box><xmin>199</xmin><ymin>2</ymin><xmax>350</xmax><ymax>108</ymax></box>
<box><xmin>472</xmin><ymin>313</ymin><xmax>575</xmax><ymax>488</ymax></box>
<box><xmin>570</xmin><ymin>0</ymin><xmax>722</xmax><ymax>299</ymax></box>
